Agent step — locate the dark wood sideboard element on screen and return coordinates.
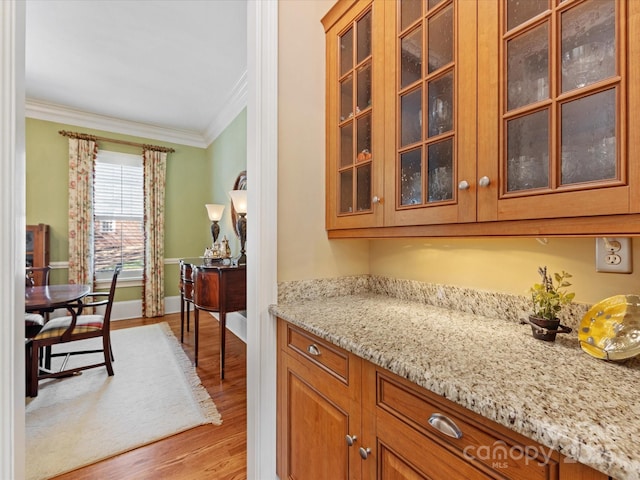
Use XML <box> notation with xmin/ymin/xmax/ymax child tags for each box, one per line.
<box><xmin>179</xmin><ymin>259</ymin><xmax>246</xmax><ymax>379</ymax></box>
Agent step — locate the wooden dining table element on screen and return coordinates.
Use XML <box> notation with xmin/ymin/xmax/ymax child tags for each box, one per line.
<box><xmin>25</xmin><ymin>284</ymin><xmax>91</xmax><ymax>313</ymax></box>
<box><xmin>24</xmin><ymin>284</ymin><xmax>91</xmax><ymax>387</ymax></box>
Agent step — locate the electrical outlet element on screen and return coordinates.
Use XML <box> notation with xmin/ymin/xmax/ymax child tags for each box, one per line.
<box><xmin>596</xmin><ymin>237</ymin><xmax>633</xmax><ymax>273</ymax></box>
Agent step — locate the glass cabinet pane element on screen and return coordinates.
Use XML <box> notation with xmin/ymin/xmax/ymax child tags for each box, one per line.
<box><xmin>340</xmin><ymin>124</ymin><xmax>353</xmax><ymax>168</ymax></box>
<box><xmin>428</xmin><ymin>3</ymin><xmax>453</xmax><ymax>73</ymax></box>
<box><xmin>339</xmin><ymin>170</ymin><xmax>353</xmax><ymax>213</ymax></box>
<box><xmin>561</xmin><ymin>0</ymin><xmax>615</xmax><ymax>93</ymax></box>
<box><xmin>357</xmin><ymin>11</ymin><xmax>372</xmax><ymax>63</ymax></box>
<box><xmin>396</xmin><ymin>0</ymin><xmax>458</xmax><ymax>212</ymax></box>
<box><xmin>356</xmin><ymin>113</ymin><xmax>372</xmax><ymax>162</ymax></box>
<box><xmin>561</xmin><ymin>89</ymin><xmax>616</xmax><ymax>185</ymax></box>
<box><xmin>427</xmin><ymin>139</ymin><xmax>453</xmax><ymax>202</ymax></box>
<box><xmin>401</xmin><ymin>88</ymin><xmax>422</xmax><ymax>147</ymax></box>
<box><xmin>340</xmin><ymin>75</ymin><xmax>353</xmax><ymax>121</ymax></box>
<box><xmin>500</xmin><ymin>0</ymin><xmax>622</xmax><ymax>203</ymax></box>
<box><xmin>506</xmin><ymin>110</ymin><xmax>549</xmax><ymax>192</ymax></box>
<box><xmin>333</xmin><ymin>5</ymin><xmax>375</xmax><ymax>222</ymax></box>
<box><xmin>507</xmin><ymin>23</ymin><xmax>548</xmax><ymax>110</ymax></box>
<box><xmin>357</xmin><ymin>63</ymin><xmax>372</xmax><ymax>112</ymax></box>
<box><xmin>401</xmin><ymin>0</ymin><xmax>421</xmax><ymax>31</ymax></box>
<box><xmin>428</xmin><ymin>72</ymin><xmax>453</xmax><ymax>137</ymax></box>
<box><xmin>356</xmin><ymin>164</ymin><xmax>372</xmax><ymax>211</ymax></box>
<box><xmin>340</xmin><ymin>28</ymin><xmax>353</xmax><ymax>76</ymax></box>
<box><xmin>400</xmin><ymin>148</ymin><xmax>422</xmax><ymax>206</ymax></box>
<box><xmin>506</xmin><ymin>0</ymin><xmax>547</xmax><ymax>31</ymax></box>
<box><xmin>401</xmin><ymin>27</ymin><xmax>422</xmax><ymax>89</ymax></box>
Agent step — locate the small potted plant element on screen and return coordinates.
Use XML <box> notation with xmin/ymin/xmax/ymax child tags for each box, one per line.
<box><xmin>526</xmin><ymin>266</ymin><xmax>575</xmax><ymax>341</ymax></box>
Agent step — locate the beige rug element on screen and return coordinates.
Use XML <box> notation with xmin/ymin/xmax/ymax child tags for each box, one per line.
<box><xmin>25</xmin><ymin>322</ymin><xmax>221</xmax><ymax>480</ymax></box>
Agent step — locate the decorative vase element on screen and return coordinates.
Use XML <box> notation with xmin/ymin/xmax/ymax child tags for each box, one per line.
<box><xmin>525</xmin><ymin>315</ymin><xmax>572</xmax><ymax>342</ymax></box>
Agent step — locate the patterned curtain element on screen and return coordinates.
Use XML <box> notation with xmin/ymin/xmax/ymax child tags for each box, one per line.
<box><xmin>142</xmin><ymin>148</ymin><xmax>167</xmax><ymax>317</ymax></box>
<box><xmin>68</xmin><ymin>137</ymin><xmax>97</xmax><ymax>285</ymax></box>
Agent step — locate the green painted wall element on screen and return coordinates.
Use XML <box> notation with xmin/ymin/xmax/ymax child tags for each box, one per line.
<box><xmin>205</xmin><ymin>108</ymin><xmax>247</xmax><ymax>257</ymax></box>
<box><xmin>25</xmin><ymin>118</ymin><xmax>210</xmax><ymax>300</ymax></box>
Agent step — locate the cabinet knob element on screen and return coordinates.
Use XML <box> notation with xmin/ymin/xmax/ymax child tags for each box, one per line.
<box><xmin>372</xmin><ymin>196</ymin><xmax>382</xmax><ymax>204</ymax></box>
<box><xmin>428</xmin><ymin>413</ymin><xmax>463</xmax><ymax>439</ymax></box>
<box><xmin>345</xmin><ymin>434</ymin><xmax>357</xmax><ymax>446</ymax></box>
<box><xmin>307</xmin><ymin>344</ymin><xmax>321</xmax><ymax>356</ymax></box>
<box><xmin>478</xmin><ymin>176</ymin><xmax>491</xmax><ymax>187</ymax></box>
<box><xmin>359</xmin><ymin>447</ymin><xmax>371</xmax><ymax>460</ymax></box>
<box><xmin>458</xmin><ymin>180</ymin><xmax>470</xmax><ymax>190</ymax></box>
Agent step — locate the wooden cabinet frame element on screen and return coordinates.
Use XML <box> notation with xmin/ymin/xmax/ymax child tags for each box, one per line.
<box><xmin>277</xmin><ymin>318</ymin><xmax>609</xmax><ymax>479</ymax></box>
<box><xmin>325</xmin><ymin>0</ymin><xmax>640</xmax><ymax>239</ymax></box>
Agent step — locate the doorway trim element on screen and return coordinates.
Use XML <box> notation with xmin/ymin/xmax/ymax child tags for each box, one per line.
<box><xmin>246</xmin><ymin>1</ymin><xmax>278</xmax><ymax>478</ymax></box>
<box><xmin>1</xmin><ymin>1</ymin><xmax>26</xmax><ymax>479</ymax></box>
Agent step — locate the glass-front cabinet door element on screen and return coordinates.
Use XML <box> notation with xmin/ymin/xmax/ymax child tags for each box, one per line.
<box><xmin>477</xmin><ymin>0</ymin><xmax>637</xmax><ymax>222</ymax></box>
<box><xmin>385</xmin><ymin>0</ymin><xmax>477</xmax><ymax>226</ymax></box>
<box><xmin>324</xmin><ymin>0</ymin><xmax>385</xmax><ymax>230</ymax></box>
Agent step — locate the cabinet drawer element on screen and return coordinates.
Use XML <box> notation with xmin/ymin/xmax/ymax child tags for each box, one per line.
<box><xmin>285</xmin><ymin>323</ymin><xmax>350</xmax><ymax>384</ymax></box>
<box><xmin>375</xmin><ymin>370</ymin><xmax>558</xmax><ymax>480</ymax></box>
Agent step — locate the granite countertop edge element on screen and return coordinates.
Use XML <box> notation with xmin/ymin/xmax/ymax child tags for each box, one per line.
<box><xmin>269</xmin><ymin>293</ymin><xmax>640</xmax><ymax>480</ymax></box>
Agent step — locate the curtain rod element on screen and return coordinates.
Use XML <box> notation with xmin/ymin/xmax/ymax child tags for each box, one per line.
<box><xmin>58</xmin><ymin>130</ymin><xmax>176</xmax><ymax>153</ymax></box>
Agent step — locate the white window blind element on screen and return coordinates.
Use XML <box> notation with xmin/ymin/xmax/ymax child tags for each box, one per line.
<box><xmin>94</xmin><ymin>151</ymin><xmax>144</xmax><ymax>280</ymax></box>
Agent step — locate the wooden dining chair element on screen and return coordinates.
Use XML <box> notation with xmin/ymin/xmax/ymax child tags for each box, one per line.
<box><xmin>26</xmin><ymin>264</ymin><xmax>122</xmax><ymax>397</ymax></box>
<box><xmin>26</xmin><ymin>265</ymin><xmax>51</xmax><ymax>287</ymax></box>
<box><xmin>25</xmin><ymin>265</ymin><xmax>53</xmax><ymax>368</ymax></box>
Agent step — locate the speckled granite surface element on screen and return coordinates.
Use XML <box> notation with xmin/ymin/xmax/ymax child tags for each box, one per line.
<box><xmin>271</xmin><ymin>276</ymin><xmax>640</xmax><ymax>480</ymax></box>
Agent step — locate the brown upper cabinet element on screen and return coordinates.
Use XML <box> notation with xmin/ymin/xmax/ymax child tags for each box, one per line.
<box><xmin>323</xmin><ymin>0</ymin><xmax>640</xmax><ymax>238</ymax></box>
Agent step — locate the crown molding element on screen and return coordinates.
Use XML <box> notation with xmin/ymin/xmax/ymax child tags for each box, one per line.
<box><xmin>203</xmin><ymin>70</ymin><xmax>248</xmax><ymax>145</ymax></box>
<box><xmin>25</xmin><ymin>99</ymin><xmax>209</xmax><ymax>148</ymax></box>
<box><xmin>25</xmin><ymin>69</ymin><xmax>248</xmax><ymax>149</ymax></box>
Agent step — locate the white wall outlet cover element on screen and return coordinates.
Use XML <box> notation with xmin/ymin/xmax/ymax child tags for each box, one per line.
<box><xmin>596</xmin><ymin>237</ymin><xmax>633</xmax><ymax>273</ymax></box>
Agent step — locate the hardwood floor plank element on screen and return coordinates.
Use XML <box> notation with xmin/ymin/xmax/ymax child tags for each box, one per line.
<box><xmin>48</xmin><ymin>312</ymin><xmax>247</xmax><ymax>479</ymax></box>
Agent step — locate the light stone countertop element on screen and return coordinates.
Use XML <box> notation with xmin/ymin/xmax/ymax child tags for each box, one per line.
<box><xmin>270</xmin><ymin>291</ymin><xmax>640</xmax><ymax>480</ymax></box>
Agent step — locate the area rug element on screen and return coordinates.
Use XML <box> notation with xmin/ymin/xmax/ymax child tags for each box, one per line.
<box><xmin>25</xmin><ymin>322</ymin><xmax>222</xmax><ymax>480</ymax></box>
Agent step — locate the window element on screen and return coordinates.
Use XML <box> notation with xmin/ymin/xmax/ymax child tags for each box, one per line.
<box><xmin>93</xmin><ymin>151</ymin><xmax>144</xmax><ymax>281</ymax></box>
<box><xmin>100</xmin><ymin>220</ymin><xmax>115</xmax><ymax>233</ymax></box>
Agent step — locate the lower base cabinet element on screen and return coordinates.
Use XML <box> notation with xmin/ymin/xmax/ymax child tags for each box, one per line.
<box><xmin>277</xmin><ymin>318</ymin><xmax>610</xmax><ymax>480</ymax></box>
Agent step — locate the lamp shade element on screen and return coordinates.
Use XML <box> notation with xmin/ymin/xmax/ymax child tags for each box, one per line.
<box><xmin>229</xmin><ymin>190</ymin><xmax>248</xmax><ymax>214</ymax></box>
<box><xmin>205</xmin><ymin>204</ymin><xmax>225</xmax><ymax>221</ymax></box>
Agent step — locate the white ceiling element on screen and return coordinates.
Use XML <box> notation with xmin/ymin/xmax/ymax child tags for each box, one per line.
<box><xmin>25</xmin><ymin>0</ymin><xmax>248</xmax><ymax>147</ymax></box>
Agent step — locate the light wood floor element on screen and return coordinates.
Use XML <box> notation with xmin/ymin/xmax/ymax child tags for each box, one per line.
<box><xmin>51</xmin><ymin>311</ymin><xmax>247</xmax><ymax>480</ymax></box>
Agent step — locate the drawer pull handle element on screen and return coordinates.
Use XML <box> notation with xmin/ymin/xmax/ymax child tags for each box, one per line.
<box><xmin>359</xmin><ymin>447</ymin><xmax>371</xmax><ymax>460</ymax></box>
<box><xmin>345</xmin><ymin>434</ymin><xmax>357</xmax><ymax>446</ymax></box>
<box><xmin>307</xmin><ymin>344</ymin><xmax>321</xmax><ymax>356</ymax></box>
<box><xmin>428</xmin><ymin>413</ymin><xmax>463</xmax><ymax>439</ymax></box>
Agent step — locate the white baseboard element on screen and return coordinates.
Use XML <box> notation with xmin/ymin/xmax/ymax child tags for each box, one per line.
<box><xmin>103</xmin><ymin>296</ymin><xmax>248</xmax><ymax>344</ymax></box>
<box><xmin>208</xmin><ymin>311</ymin><xmax>247</xmax><ymax>344</ymax></box>
<box><xmin>49</xmin><ymin>295</ymin><xmax>181</xmax><ymax>321</ymax></box>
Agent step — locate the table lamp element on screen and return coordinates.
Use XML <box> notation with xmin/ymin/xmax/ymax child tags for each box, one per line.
<box><xmin>228</xmin><ymin>190</ymin><xmax>247</xmax><ymax>265</ymax></box>
<box><xmin>205</xmin><ymin>204</ymin><xmax>225</xmax><ymax>245</ymax></box>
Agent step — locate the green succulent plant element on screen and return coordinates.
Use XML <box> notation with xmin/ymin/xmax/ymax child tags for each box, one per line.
<box><xmin>530</xmin><ymin>267</ymin><xmax>575</xmax><ymax>321</ymax></box>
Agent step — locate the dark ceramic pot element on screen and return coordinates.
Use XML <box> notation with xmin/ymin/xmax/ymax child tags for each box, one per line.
<box><xmin>527</xmin><ymin>315</ymin><xmax>572</xmax><ymax>342</ymax></box>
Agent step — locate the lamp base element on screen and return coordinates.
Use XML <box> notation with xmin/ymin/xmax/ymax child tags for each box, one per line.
<box><xmin>236</xmin><ymin>253</ymin><xmax>247</xmax><ymax>266</ymax></box>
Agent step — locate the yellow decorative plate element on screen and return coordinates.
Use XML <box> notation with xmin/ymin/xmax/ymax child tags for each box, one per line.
<box><xmin>578</xmin><ymin>294</ymin><xmax>640</xmax><ymax>361</ymax></box>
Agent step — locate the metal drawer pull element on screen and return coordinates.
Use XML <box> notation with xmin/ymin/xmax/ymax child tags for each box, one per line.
<box><xmin>428</xmin><ymin>413</ymin><xmax>463</xmax><ymax>439</ymax></box>
<box><xmin>359</xmin><ymin>447</ymin><xmax>371</xmax><ymax>460</ymax></box>
<box><xmin>345</xmin><ymin>434</ymin><xmax>357</xmax><ymax>446</ymax></box>
<box><xmin>307</xmin><ymin>344</ymin><xmax>321</xmax><ymax>356</ymax></box>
